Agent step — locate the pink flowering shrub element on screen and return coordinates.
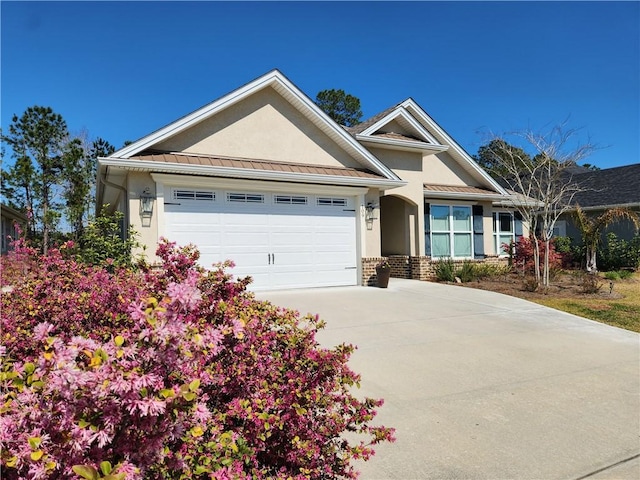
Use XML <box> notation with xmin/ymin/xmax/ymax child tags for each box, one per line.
<box><xmin>1</xmin><ymin>239</ymin><xmax>395</xmax><ymax>479</ymax></box>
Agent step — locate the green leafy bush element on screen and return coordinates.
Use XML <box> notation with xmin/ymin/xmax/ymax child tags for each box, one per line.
<box><xmin>434</xmin><ymin>258</ymin><xmax>455</xmax><ymax>282</ymax></box>
<box><xmin>598</xmin><ymin>233</ymin><xmax>640</xmax><ymax>271</ymax></box>
<box><xmin>72</xmin><ymin>209</ymin><xmax>143</xmax><ymax>270</ymax></box>
<box><xmin>457</xmin><ymin>260</ymin><xmax>476</xmax><ymax>283</ymax></box>
<box><xmin>604</xmin><ymin>270</ymin><xmax>634</xmax><ymax>281</ymax></box>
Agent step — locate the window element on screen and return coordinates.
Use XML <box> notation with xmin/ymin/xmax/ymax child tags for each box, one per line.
<box><xmin>431</xmin><ymin>205</ymin><xmax>473</xmax><ymax>258</ymax></box>
<box><xmin>317</xmin><ymin>197</ymin><xmax>347</xmax><ymax>207</ymax></box>
<box><xmin>493</xmin><ymin>212</ymin><xmax>514</xmax><ymax>256</ymax></box>
<box><xmin>227</xmin><ymin>192</ymin><xmax>264</xmax><ymax>203</ymax></box>
<box><xmin>274</xmin><ymin>195</ymin><xmax>308</xmax><ymax>205</ymax></box>
<box><xmin>174</xmin><ymin>189</ymin><xmax>215</xmax><ymax>201</ymax></box>
<box><xmin>552</xmin><ymin>220</ymin><xmax>567</xmax><ymax>238</ymax></box>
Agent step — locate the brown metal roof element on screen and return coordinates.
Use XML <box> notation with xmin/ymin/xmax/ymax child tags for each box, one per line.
<box><xmin>370</xmin><ymin>132</ymin><xmax>429</xmax><ymax>143</ymax></box>
<box><xmin>424</xmin><ymin>184</ymin><xmax>499</xmax><ymax>195</ymax></box>
<box><xmin>130</xmin><ymin>151</ymin><xmax>384</xmax><ymax>179</ymax></box>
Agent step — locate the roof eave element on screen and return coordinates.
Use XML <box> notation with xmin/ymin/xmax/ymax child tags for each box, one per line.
<box><xmin>98</xmin><ymin>157</ymin><xmax>407</xmax><ymax>190</ymax></box>
<box><xmin>566</xmin><ymin>202</ymin><xmax>640</xmax><ymax>212</ymax></box>
<box><xmin>356</xmin><ymin>135</ymin><xmax>449</xmax><ymax>153</ymax></box>
<box><xmin>424</xmin><ymin>190</ymin><xmax>507</xmax><ymax>202</ymax></box>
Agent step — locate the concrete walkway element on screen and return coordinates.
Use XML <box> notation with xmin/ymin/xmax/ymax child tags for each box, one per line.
<box><xmin>258</xmin><ymin>279</ymin><xmax>640</xmax><ymax>480</ymax></box>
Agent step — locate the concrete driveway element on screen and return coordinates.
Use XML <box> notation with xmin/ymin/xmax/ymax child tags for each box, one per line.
<box><xmin>258</xmin><ymin>279</ymin><xmax>639</xmax><ymax>480</ymax></box>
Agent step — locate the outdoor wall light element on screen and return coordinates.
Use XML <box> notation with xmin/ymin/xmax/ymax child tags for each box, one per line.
<box><xmin>139</xmin><ymin>187</ymin><xmax>155</xmax><ymax>217</ymax></box>
<box><xmin>365</xmin><ymin>202</ymin><xmax>379</xmax><ymax>222</ymax></box>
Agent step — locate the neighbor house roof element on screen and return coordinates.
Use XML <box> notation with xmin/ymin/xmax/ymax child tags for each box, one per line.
<box><xmin>570</xmin><ymin>164</ymin><xmax>640</xmax><ymax>209</ymax></box>
<box><xmin>131</xmin><ymin>151</ymin><xmax>384</xmax><ymax>180</ymax></box>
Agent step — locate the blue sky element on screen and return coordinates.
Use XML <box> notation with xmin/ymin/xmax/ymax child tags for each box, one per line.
<box><xmin>2</xmin><ymin>1</ymin><xmax>639</xmax><ymax>169</ymax></box>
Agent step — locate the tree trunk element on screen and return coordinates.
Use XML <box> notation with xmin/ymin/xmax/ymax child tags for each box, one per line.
<box><xmin>532</xmin><ymin>236</ymin><xmax>541</xmax><ymax>286</ymax></box>
<box><xmin>586</xmin><ymin>246</ymin><xmax>597</xmax><ymax>272</ymax></box>
<box><xmin>543</xmin><ymin>238</ymin><xmax>551</xmax><ymax>288</ymax></box>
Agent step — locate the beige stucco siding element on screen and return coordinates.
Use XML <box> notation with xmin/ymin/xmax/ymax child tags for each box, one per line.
<box><xmin>482</xmin><ymin>202</ymin><xmax>495</xmax><ymax>255</ymax></box>
<box><xmin>126</xmin><ymin>171</ymin><xmax>158</xmax><ymax>262</ymax></box>
<box><xmin>424</xmin><ymin>152</ymin><xmax>479</xmax><ymax>186</ymax></box>
<box><xmin>154</xmin><ymin>87</ymin><xmax>362</xmax><ymax>169</ymax></box>
<box><xmin>363</xmin><ymin>189</ymin><xmax>382</xmax><ymax>257</ymax></box>
<box><xmin>369</xmin><ymin>147</ymin><xmax>425</xmax><ymax>255</ymax></box>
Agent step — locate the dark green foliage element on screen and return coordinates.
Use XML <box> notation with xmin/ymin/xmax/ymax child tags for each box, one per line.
<box><xmin>457</xmin><ymin>260</ymin><xmax>476</xmax><ymax>283</ymax></box>
<box><xmin>2</xmin><ymin>106</ymin><xmax>116</xmax><ymax>251</ymax></box>
<box><xmin>598</xmin><ymin>233</ymin><xmax>640</xmax><ymax>271</ymax></box>
<box><xmin>434</xmin><ymin>259</ymin><xmax>512</xmax><ymax>283</ymax></box>
<box><xmin>434</xmin><ymin>258</ymin><xmax>456</xmax><ymax>282</ymax></box>
<box><xmin>604</xmin><ymin>270</ymin><xmax>634</xmax><ymax>281</ymax></box>
<box><xmin>64</xmin><ymin>137</ymin><xmax>116</xmax><ymax>240</ymax></box>
<box><xmin>2</xmin><ymin>106</ymin><xmax>69</xmax><ymax>251</ymax></box>
<box><xmin>315</xmin><ymin>89</ymin><xmax>363</xmax><ymax>126</ymax></box>
<box><xmin>473</xmin><ymin>139</ymin><xmax>533</xmax><ymax>180</ymax></box>
<box><xmin>73</xmin><ymin>209</ymin><xmax>142</xmax><ymax>270</ymax></box>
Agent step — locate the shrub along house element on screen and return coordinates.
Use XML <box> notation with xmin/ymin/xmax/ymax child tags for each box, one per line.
<box><xmin>97</xmin><ymin>70</ymin><xmax>521</xmax><ymax>290</ymax></box>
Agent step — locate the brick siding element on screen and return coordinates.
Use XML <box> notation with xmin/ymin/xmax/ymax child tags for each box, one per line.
<box><xmin>361</xmin><ymin>255</ymin><xmax>509</xmax><ymax>286</ymax></box>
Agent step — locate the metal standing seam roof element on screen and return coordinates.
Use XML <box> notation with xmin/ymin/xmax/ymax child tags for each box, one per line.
<box><xmin>368</xmin><ymin>132</ymin><xmax>430</xmax><ymax>143</ymax></box>
<box><xmin>423</xmin><ymin>183</ymin><xmax>502</xmax><ymax>195</ymax></box>
<box><xmin>129</xmin><ymin>151</ymin><xmax>386</xmax><ymax>179</ymax></box>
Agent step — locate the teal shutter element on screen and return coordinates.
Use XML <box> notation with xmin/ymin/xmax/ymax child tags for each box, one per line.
<box><xmin>472</xmin><ymin>205</ymin><xmax>484</xmax><ymax>259</ymax></box>
<box><xmin>424</xmin><ymin>202</ymin><xmax>431</xmax><ymax>256</ymax></box>
<box><xmin>514</xmin><ymin>212</ymin><xmax>524</xmax><ymax>242</ymax></box>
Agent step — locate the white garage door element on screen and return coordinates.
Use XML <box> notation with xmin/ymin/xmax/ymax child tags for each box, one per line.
<box><xmin>163</xmin><ymin>188</ymin><xmax>358</xmax><ymax>290</ymax></box>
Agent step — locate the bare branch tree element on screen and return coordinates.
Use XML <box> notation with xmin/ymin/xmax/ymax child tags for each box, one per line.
<box><xmin>482</xmin><ymin>123</ymin><xmax>596</xmax><ymax>288</ymax></box>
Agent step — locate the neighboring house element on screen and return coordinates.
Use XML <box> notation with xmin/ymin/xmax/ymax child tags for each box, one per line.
<box><xmin>0</xmin><ymin>204</ymin><xmax>27</xmax><ymax>254</ymax></box>
<box><xmin>557</xmin><ymin>164</ymin><xmax>640</xmax><ymax>243</ymax></box>
<box><xmin>97</xmin><ymin>70</ymin><xmax>521</xmax><ymax>290</ymax></box>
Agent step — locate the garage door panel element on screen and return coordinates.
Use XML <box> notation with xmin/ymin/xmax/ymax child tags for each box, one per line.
<box><xmin>164</xmin><ymin>190</ymin><xmax>357</xmax><ymax>290</ymax></box>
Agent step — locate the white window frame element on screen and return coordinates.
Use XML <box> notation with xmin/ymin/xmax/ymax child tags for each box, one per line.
<box><xmin>430</xmin><ymin>205</ymin><xmax>474</xmax><ymax>259</ymax></box>
<box><xmin>173</xmin><ymin>189</ymin><xmax>216</xmax><ymax>202</ymax></box>
<box><xmin>493</xmin><ymin>211</ymin><xmax>515</xmax><ymax>256</ymax></box>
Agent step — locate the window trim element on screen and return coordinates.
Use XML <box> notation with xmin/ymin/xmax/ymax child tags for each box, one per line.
<box><xmin>173</xmin><ymin>189</ymin><xmax>216</xmax><ymax>201</ymax></box>
<box><xmin>226</xmin><ymin>192</ymin><xmax>265</xmax><ymax>204</ymax></box>
<box><xmin>430</xmin><ymin>204</ymin><xmax>474</xmax><ymax>259</ymax></box>
<box><xmin>493</xmin><ymin>211</ymin><xmax>515</xmax><ymax>257</ymax></box>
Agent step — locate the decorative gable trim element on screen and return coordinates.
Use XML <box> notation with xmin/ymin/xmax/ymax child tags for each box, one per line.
<box><xmin>107</xmin><ymin>70</ymin><xmax>401</xmax><ymax>183</ymax></box>
<box><xmin>399</xmin><ymin>99</ymin><xmax>508</xmax><ymax>196</ymax></box>
<box><xmin>353</xmin><ymin>106</ymin><xmax>450</xmax><ymax>153</ymax></box>
<box><xmin>358</xmin><ymin>107</ymin><xmax>440</xmax><ymax>144</ymax></box>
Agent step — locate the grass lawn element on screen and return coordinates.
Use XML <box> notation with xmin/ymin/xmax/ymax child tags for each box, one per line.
<box><xmin>531</xmin><ymin>273</ymin><xmax>640</xmax><ymax>333</ymax></box>
<box><xmin>460</xmin><ymin>271</ymin><xmax>640</xmax><ymax>333</ymax></box>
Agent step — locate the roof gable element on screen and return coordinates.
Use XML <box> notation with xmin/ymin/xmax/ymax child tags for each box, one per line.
<box><xmin>348</xmin><ymin>105</ymin><xmax>449</xmax><ymax>153</ymax></box>
<box><xmin>108</xmin><ymin>70</ymin><xmax>400</xmax><ymax>181</ymax></box>
<box><xmin>398</xmin><ymin>99</ymin><xmax>507</xmax><ymax>194</ymax></box>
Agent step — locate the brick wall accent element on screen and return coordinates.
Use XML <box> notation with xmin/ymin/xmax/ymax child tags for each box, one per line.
<box><xmin>388</xmin><ymin>255</ymin><xmax>411</xmax><ymax>278</ymax></box>
<box><xmin>409</xmin><ymin>256</ymin><xmax>436</xmax><ymax>281</ymax></box>
<box><xmin>361</xmin><ymin>255</ymin><xmax>509</xmax><ymax>286</ymax></box>
<box><xmin>361</xmin><ymin>257</ymin><xmax>387</xmax><ymax>287</ymax></box>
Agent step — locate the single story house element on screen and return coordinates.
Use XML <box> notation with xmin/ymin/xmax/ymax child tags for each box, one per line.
<box><xmin>554</xmin><ymin>164</ymin><xmax>640</xmax><ymax>242</ymax></box>
<box><xmin>0</xmin><ymin>204</ymin><xmax>27</xmax><ymax>254</ymax></box>
<box><xmin>97</xmin><ymin>70</ymin><xmax>522</xmax><ymax>290</ymax></box>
